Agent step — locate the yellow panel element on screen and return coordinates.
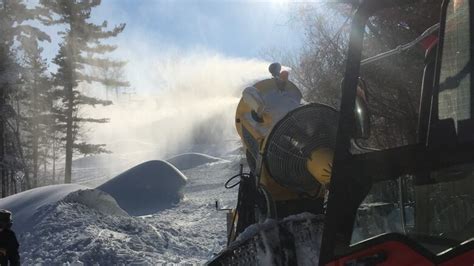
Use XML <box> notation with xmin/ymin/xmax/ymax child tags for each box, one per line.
<box><xmin>306</xmin><ymin>148</ymin><xmax>334</xmax><ymax>186</ymax></box>
<box><xmin>259</xmin><ymin>165</ymin><xmax>324</xmax><ymax>200</ymax></box>
<box><xmin>235</xmin><ymin>79</ymin><xmax>302</xmax><ymax>140</ymax></box>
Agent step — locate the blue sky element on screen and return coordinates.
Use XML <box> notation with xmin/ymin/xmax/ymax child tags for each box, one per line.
<box><xmin>37</xmin><ymin>0</ymin><xmax>308</xmax><ymax>94</ymax></box>
<box><xmin>91</xmin><ymin>0</ymin><xmax>304</xmax><ymax>59</ymax></box>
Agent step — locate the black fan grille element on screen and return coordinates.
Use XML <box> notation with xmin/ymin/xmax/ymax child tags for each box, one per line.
<box><xmin>264</xmin><ymin>103</ymin><xmax>338</xmax><ymax>193</ymax></box>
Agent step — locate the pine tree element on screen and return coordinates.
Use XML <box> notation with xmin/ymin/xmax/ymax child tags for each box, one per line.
<box><xmin>40</xmin><ymin>0</ymin><xmax>126</xmax><ymax>183</ymax></box>
<box><xmin>17</xmin><ymin>35</ymin><xmax>53</xmax><ymax>188</ymax></box>
<box><xmin>0</xmin><ymin>0</ymin><xmax>50</xmax><ymax>195</ymax></box>
<box><xmin>0</xmin><ymin>45</ymin><xmax>20</xmax><ymax>196</ymax></box>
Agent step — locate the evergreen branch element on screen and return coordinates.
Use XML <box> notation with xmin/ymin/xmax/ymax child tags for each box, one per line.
<box><xmin>74</xmin><ymin>117</ymin><xmax>110</xmax><ymax>123</ymax></box>
<box><xmin>81</xmin><ymin>74</ymin><xmax>130</xmax><ymax>88</ymax></box>
<box><xmin>16</xmin><ymin>25</ymin><xmax>51</xmax><ymax>43</ymax></box>
<box><xmin>77</xmin><ymin>94</ymin><xmax>112</xmax><ymax>106</ymax></box>
<box><xmin>82</xmin><ymin>43</ymin><xmax>117</xmax><ymax>53</ymax></box>
<box><xmin>78</xmin><ymin>56</ymin><xmax>127</xmax><ymax>68</ymax></box>
<box><xmin>73</xmin><ymin>142</ymin><xmax>110</xmax><ymax>155</ymax></box>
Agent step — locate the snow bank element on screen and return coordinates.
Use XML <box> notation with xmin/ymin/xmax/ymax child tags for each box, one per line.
<box><xmin>0</xmin><ymin>155</ymin><xmax>238</xmax><ymax>264</ymax></box>
<box><xmin>63</xmin><ymin>189</ymin><xmax>128</xmax><ymax>217</ymax></box>
<box><xmin>19</xmin><ymin>188</ymin><xmax>190</xmax><ymax>265</ymax></box>
<box><xmin>0</xmin><ymin>184</ymin><xmax>88</xmax><ymax>233</ymax></box>
<box><xmin>98</xmin><ymin>160</ymin><xmax>187</xmax><ymax>216</ymax></box>
<box><xmin>0</xmin><ymin>182</ymin><xmax>221</xmax><ymax>264</ymax></box>
<box><xmin>166</xmin><ymin>152</ymin><xmax>225</xmax><ymax>170</ymax></box>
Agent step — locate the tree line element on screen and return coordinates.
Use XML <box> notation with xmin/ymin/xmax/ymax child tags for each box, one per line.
<box><xmin>0</xmin><ymin>0</ymin><xmax>129</xmax><ymax>197</ymax></box>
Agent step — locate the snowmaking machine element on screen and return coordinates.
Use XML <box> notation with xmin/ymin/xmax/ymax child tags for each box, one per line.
<box><xmin>229</xmin><ymin>63</ymin><xmax>369</xmax><ymax>238</ymax></box>
<box><xmin>229</xmin><ymin>63</ymin><xmax>339</xmax><ymax>240</ymax></box>
<box><xmin>210</xmin><ymin>0</ymin><xmax>474</xmax><ymax>265</ymax></box>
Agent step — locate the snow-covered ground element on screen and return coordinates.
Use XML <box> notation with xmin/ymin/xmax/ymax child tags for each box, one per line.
<box><xmin>0</xmin><ymin>151</ymin><xmax>242</xmax><ymax>265</ymax></box>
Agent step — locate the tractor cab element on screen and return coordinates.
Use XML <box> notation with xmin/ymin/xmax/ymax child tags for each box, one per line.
<box><xmin>322</xmin><ymin>0</ymin><xmax>474</xmax><ymax>264</ymax></box>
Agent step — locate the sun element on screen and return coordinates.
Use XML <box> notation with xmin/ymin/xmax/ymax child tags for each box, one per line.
<box><xmin>268</xmin><ymin>0</ymin><xmax>290</xmax><ymax>8</ymax></box>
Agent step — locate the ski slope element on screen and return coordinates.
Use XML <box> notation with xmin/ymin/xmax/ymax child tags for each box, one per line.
<box><xmin>0</xmin><ymin>152</ymin><xmax>241</xmax><ymax>264</ymax></box>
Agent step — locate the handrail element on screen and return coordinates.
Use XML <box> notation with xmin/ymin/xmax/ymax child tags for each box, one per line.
<box><xmin>361</xmin><ymin>23</ymin><xmax>440</xmax><ymax>66</ymax></box>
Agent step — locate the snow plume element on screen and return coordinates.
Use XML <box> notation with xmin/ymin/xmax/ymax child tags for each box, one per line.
<box><xmin>83</xmin><ymin>48</ymin><xmax>270</xmax><ymax>166</ymax></box>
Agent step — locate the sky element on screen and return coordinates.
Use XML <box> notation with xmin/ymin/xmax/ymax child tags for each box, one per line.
<box><xmin>39</xmin><ymin>0</ymin><xmax>305</xmax><ymax>63</ymax></box>
<box><xmin>93</xmin><ymin>0</ymin><xmax>304</xmax><ymax>59</ymax></box>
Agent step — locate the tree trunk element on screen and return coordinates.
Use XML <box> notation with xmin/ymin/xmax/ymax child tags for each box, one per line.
<box><xmin>5</xmin><ymin>170</ymin><xmax>9</xmax><ymax>197</ymax></box>
<box><xmin>13</xmin><ymin>98</ymin><xmax>30</xmax><ymax>190</ymax></box>
<box><xmin>32</xmin><ymin>77</ymin><xmax>39</xmax><ymax>187</ymax></box>
<box><xmin>8</xmin><ymin>170</ymin><xmax>13</xmax><ymax>196</ymax></box>
<box><xmin>52</xmin><ymin>139</ymin><xmax>56</xmax><ymax>182</ymax></box>
<box><xmin>22</xmin><ymin>170</ymin><xmax>29</xmax><ymax>193</ymax></box>
<box><xmin>32</xmin><ymin>129</ymin><xmax>39</xmax><ymax>186</ymax></box>
<box><xmin>0</xmin><ymin>84</ymin><xmax>5</xmax><ymax>198</ymax></box>
<box><xmin>43</xmin><ymin>158</ymin><xmax>46</xmax><ymax>180</ymax></box>
<box><xmin>64</xmin><ymin>83</ymin><xmax>74</xmax><ymax>184</ymax></box>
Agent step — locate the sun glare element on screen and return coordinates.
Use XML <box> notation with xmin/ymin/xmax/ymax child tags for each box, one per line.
<box><xmin>269</xmin><ymin>0</ymin><xmax>289</xmax><ymax>8</ymax></box>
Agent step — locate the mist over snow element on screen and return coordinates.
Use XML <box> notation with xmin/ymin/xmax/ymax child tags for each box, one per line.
<box><xmin>25</xmin><ymin>0</ymin><xmax>286</xmax><ymax>175</ymax></box>
<box><xmin>82</xmin><ymin>48</ymin><xmax>270</xmax><ymax>162</ymax></box>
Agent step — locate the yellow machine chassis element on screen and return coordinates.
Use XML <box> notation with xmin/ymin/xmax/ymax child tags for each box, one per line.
<box><xmin>235</xmin><ymin>78</ymin><xmax>328</xmax><ymax>201</ymax></box>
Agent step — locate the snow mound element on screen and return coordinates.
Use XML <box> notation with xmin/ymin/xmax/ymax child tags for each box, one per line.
<box><xmin>0</xmin><ymin>184</ymin><xmax>88</xmax><ymax>233</ymax></box>
<box><xmin>19</xmin><ymin>188</ymin><xmax>193</xmax><ymax>265</ymax></box>
<box><xmin>166</xmin><ymin>152</ymin><xmax>225</xmax><ymax>170</ymax></box>
<box><xmin>63</xmin><ymin>189</ymin><xmax>128</xmax><ymax>217</ymax></box>
<box><xmin>10</xmin><ymin>153</ymin><xmax>238</xmax><ymax>264</ymax></box>
<box><xmin>98</xmin><ymin>160</ymin><xmax>187</xmax><ymax>216</ymax></box>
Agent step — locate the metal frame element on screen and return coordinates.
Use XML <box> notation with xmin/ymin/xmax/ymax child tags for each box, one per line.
<box><xmin>320</xmin><ymin>1</ymin><xmax>375</xmax><ymax>262</ymax></box>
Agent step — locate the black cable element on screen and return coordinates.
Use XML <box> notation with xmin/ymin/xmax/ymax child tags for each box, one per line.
<box><xmin>224</xmin><ymin>164</ymin><xmax>253</xmax><ymax>246</ymax></box>
<box><xmin>224</xmin><ymin>172</ymin><xmax>251</xmax><ymax>189</ymax></box>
